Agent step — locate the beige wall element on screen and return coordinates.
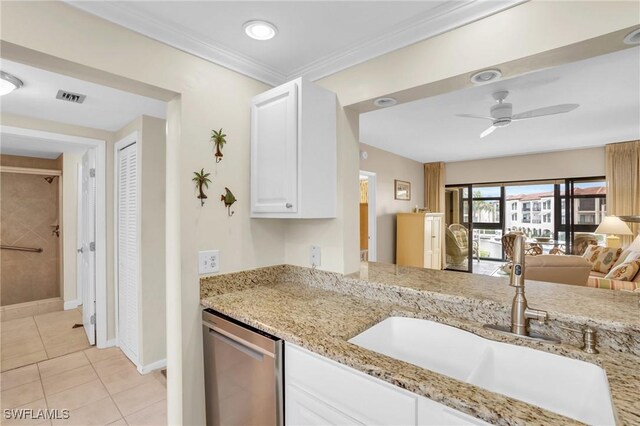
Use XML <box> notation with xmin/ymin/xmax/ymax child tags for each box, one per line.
<box><xmin>359</xmin><ymin>143</ymin><xmax>424</xmax><ymax>264</ymax></box>
<box><xmin>0</xmin><ymin>3</ymin><xmax>283</xmax><ymax>422</ymax></box>
<box><xmin>445</xmin><ymin>147</ymin><xmax>606</xmax><ymax>185</ymax></box>
<box><xmin>283</xmin><ymin>106</ymin><xmax>359</xmax><ymax>273</ymax></box>
<box><xmin>283</xmin><ymin>2</ymin><xmax>638</xmax><ymax>278</ymax></box>
<box><xmin>3</xmin><ymin>1</ymin><xmax>637</xmax><ymax>423</ymax></box>
<box><xmin>114</xmin><ymin>115</ymin><xmax>167</xmax><ymax>367</ymax></box>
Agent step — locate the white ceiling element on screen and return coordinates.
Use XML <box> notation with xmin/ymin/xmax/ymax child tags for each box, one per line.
<box><xmin>0</xmin><ymin>59</ymin><xmax>166</xmax><ymax>132</ymax></box>
<box><xmin>0</xmin><ymin>133</ymin><xmax>89</xmax><ymax>159</ymax></box>
<box><xmin>360</xmin><ymin>47</ymin><xmax>640</xmax><ymax>163</ymax></box>
<box><xmin>67</xmin><ymin>0</ymin><xmax>523</xmax><ymax>86</ymax></box>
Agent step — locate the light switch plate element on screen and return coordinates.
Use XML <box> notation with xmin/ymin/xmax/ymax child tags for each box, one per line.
<box><xmin>199</xmin><ymin>250</ymin><xmax>220</xmax><ymax>274</ymax></box>
<box><xmin>310</xmin><ymin>245</ymin><xmax>321</xmax><ymax>267</ymax></box>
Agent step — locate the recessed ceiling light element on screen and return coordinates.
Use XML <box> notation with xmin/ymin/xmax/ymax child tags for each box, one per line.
<box><xmin>244</xmin><ymin>20</ymin><xmax>278</xmax><ymax>41</ymax></box>
<box><xmin>623</xmin><ymin>28</ymin><xmax>640</xmax><ymax>45</ymax></box>
<box><xmin>0</xmin><ymin>71</ymin><xmax>23</xmax><ymax>96</ymax></box>
<box><xmin>373</xmin><ymin>97</ymin><xmax>397</xmax><ymax>108</ymax></box>
<box><xmin>470</xmin><ymin>69</ymin><xmax>502</xmax><ymax>85</ymax></box>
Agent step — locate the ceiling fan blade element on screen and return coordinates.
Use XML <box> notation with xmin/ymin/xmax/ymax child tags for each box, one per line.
<box><xmin>512</xmin><ymin>104</ymin><xmax>579</xmax><ymax>120</ymax></box>
<box><xmin>456</xmin><ymin>114</ymin><xmax>494</xmax><ymax>121</ymax></box>
<box><xmin>480</xmin><ymin>126</ymin><xmax>496</xmax><ymax>138</ymax></box>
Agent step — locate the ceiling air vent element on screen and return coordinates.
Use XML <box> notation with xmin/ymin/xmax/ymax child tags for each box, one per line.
<box><xmin>56</xmin><ymin>90</ymin><xmax>86</xmax><ymax>104</ymax></box>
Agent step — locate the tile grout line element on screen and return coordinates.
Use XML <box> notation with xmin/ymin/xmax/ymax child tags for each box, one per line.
<box><xmin>32</xmin><ymin>314</ymin><xmax>53</xmax><ymax>360</ymax></box>
<box><xmin>36</xmin><ymin>359</ymin><xmax>50</xmax><ymax>414</ymax></box>
<box><xmin>92</xmin><ymin>356</ymin><xmax>129</xmax><ymax>425</ymax></box>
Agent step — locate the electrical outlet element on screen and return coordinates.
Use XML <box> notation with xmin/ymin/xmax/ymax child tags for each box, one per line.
<box><xmin>199</xmin><ymin>250</ymin><xmax>220</xmax><ymax>274</ymax></box>
<box><xmin>310</xmin><ymin>245</ymin><xmax>321</xmax><ymax>267</ymax></box>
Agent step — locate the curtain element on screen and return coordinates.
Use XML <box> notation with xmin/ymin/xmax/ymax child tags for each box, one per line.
<box><xmin>424</xmin><ymin>162</ymin><xmax>446</xmax><ymax>267</ymax></box>
<box><xmin>606</xmin><ymin>141</ymin><xmax>640</xmax><ymax>246</ymax></box>
<box><xmin>424</xmin><ymin>162</ymin><xmax>445</xmax><ymax>213</ymax></box>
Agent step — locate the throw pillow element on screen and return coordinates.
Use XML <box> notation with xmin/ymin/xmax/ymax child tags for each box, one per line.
<box><xmin>611</xmin><ymin>250</ymin><xmax>640</xmax><ymax>269</ymax></box>
<box><xmin>582</xmin><ymin>245</ymin><xmax>622</xmax><ymax>274</ymax></box>
<box><xmin>604</xmin><ymin>260</ymin><xmax>640</xmax><ymax>281</ymax></box>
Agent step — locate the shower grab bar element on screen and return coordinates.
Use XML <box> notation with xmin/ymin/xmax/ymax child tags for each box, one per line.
<box><xmin>0</xmin><ymin>245</ymin><xmax>43</xmax><ymax>253</ymax></box>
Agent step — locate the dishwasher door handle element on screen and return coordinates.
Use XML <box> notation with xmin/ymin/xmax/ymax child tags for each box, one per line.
<box><xmin>209</xmin><ymin>328</ymin><xmax>265</xmax><ymax>361</ymax></box>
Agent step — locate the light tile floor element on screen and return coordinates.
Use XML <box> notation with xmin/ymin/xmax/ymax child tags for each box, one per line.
<box><xmin>446</xmin><ymin>259</ymin><xmax>505</xmax><ymax>276</ymax></box>
<box><xmin>0</xmin><ymin>347</ymin><xmax>167</xmax><ymax>425</ymax></box>
<box><xmin>1</xmin><ymin>310</ymin><xmax>92</xmax><ymax>372</ymax></box>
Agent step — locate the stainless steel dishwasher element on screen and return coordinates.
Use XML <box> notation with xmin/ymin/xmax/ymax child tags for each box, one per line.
<box><xmin>202</xmin><ymin>309</ymin><xmax>283</xmax><ymax>426</ymax></box>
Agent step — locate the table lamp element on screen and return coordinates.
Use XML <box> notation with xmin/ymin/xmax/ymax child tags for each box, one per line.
<box><xmin>594</xmin><ymin>216</ymin><xmax>633</xmax><ymax>248</ymax></box>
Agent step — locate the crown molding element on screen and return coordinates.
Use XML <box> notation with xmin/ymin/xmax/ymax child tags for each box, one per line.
<box><xmin>286</xmin><ymin>0</ymin><xmax>527</xmax><ymax>82</ymax></box>
<box><xmin>66</xmin><ymin>0</ymin><xmax>526</xmax><ymax>87</ymax></box>
<box><xmin>65</xmin><ymin>1</ymin><xmax>288</xmax><ymax>86</ymax></box>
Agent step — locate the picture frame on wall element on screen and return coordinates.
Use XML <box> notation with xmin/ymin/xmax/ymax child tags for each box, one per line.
<box><xmin>394</xmin><ymin>179</ymin><xmax>411</xmax><ymax>201</ymax></box>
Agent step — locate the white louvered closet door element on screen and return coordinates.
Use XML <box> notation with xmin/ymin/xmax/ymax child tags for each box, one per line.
<box><xmin>117</xmin><ymin>142</ymin><xmax>139</xmax><ymax>363</ymax></box>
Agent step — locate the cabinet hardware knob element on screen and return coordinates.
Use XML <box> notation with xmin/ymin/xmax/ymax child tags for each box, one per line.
<box><xmin>286</xmin><ymin>203</ymin><xmax>293</xmax><ymax>208</ymax></box>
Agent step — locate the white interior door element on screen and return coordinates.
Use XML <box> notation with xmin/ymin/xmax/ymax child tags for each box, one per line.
<box><xmin>80</xmin><ymin>149</ymin><xmax>96</xmax><ymax>345</ymax></box>
<box><xmin>117</xmin><ymin>142</ymin><xmax>139</xmax><ymax>362</ymax></box>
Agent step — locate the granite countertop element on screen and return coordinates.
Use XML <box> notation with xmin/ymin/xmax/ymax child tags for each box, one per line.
<box><xmin>200</xmin><ymin>263</ymin><xmax>640</xmax><ymax>425</ymax></box>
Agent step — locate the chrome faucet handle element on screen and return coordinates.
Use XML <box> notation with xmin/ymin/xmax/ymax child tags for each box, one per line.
<box><xmin>558</xmin><ymin>325</ymin><xmax>599</xmax><ymax>354</ymax></box>
<box><xmin>525</xmin><ymin>308</ymin><xmax>548</xmax><ymax>325</ymax></box>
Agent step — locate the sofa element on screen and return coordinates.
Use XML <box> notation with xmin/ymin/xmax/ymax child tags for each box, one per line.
<box><xmin>525</xmin><ymin>255</ymin><xmax>592</xmax><ymax>286</ymax></box>
<box><xmin>520</xmin><ymin>242</ymin><xmax>640</xmax><ymax>291</ymax></box>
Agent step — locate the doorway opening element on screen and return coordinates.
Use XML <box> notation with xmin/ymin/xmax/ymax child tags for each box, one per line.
<box><xmin>0</xmin><ymin>125</ymin><xmax>106</xmax><ymax>368</ymax></box>
<box><xmin>359</xmin><ymin>171</ymin><xmax>377</xmax><ymax>262</ymax></box>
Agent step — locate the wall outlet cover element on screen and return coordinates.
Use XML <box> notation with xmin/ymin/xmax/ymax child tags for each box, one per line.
<box><xmin>199</xmin><ymin>250</ymin><xmax>220</xmax><ymax>274</ymax></box>
<box><xmin>310</xmin><ymin>245</ymin><xmax>321</xmax><ymax>267</ymax></box>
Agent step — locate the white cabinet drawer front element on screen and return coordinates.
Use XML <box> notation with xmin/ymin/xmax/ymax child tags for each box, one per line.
<box><xmin>418</xmin><ymin>397</ymin><xmax>489</xmax><ymax>426</ymax></box>
<box><xmin>286</xmin><ymin>344</ymin><xmax>417</xmax><ymax>425</ymax></box>
<box><xmin>287</xmin><ymin>384</ymin><xmax>364</xmax><ymax>426</ymax></box>
<box><xmin>251</xmin><ymin>80</ymin><xmax>298</xmax><ymax>213</ymax></box>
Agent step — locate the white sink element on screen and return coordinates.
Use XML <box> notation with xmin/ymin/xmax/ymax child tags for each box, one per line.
<box><xmin>349</xmin><ymin>317</ymin><xmax>615</xmax><ymax>425</ymax></box>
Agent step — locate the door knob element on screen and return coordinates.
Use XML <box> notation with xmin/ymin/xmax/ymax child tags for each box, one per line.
<box><xmin>77</xmin><ymin>247</ymin><xmax>84</xmax><ymax>253</ymax></box>
<box><xmin>286</xmin><ymin>203</ymin><xmax>293</xmax><ymax>208</ymax></box>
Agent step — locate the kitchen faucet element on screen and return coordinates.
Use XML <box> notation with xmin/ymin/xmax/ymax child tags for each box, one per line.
<box><xmin>485</xmin><ymin>235</ymin><xmax>558</xmax><ymax>343</ymax></box>
<box><xmin>508</xmin><ymin>235</ymin><xmax>548</xmax><ymax>336</ymax></box>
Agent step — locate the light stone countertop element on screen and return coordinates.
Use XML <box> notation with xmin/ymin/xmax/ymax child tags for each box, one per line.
<box><xmin>200</xmin><ymin>263</ymin><xmax>640</xmax><ymax>425</ymax></box>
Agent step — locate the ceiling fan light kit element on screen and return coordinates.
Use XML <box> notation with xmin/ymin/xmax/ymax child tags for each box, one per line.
<box><xmin>456</xmin><ymin>90</ymin><xmax>580</xmax><ymax>138</ymax></box>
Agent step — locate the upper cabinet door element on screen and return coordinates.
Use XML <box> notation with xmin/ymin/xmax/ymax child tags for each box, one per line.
<box><xmin>251</xmin><ymin>80</ymin><xmax>298</xmax><ymax>214</ymax></box>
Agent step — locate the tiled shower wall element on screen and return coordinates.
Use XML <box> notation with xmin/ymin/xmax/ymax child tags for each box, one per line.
<box><xmin>1</xmin><ymin>171</ymin><xmax>61</xmax><ymax>305</ymax></box>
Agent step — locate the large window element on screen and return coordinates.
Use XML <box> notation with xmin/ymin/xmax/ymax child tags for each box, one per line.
<box><xmin>445</xmin><ymin>176</ymin><xmax>606</xmax><ymax>272</ymax></box>
<box><xmin>569</xmin><ymin>178</ymin><xmax>607</xmax><ymax>247</ymax></box>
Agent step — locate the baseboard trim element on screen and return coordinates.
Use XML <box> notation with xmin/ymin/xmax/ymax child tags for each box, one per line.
<box><xmin>64</xmin><ymin>299</ymin><xmax>81</xmax><ymax>310</ymax></box>
<box><xmin>137</xmin><ymin>358</ymin><xmax>167</xmax><ymax>375</ymax></box>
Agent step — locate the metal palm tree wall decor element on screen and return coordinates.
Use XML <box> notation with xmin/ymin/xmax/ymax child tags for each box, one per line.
<box><xmin>211</xmin><ymin>128</ymin><xmax>227</xmax><ymax>163</ymax></box>
<box><xmin>192</xmin><ymin>168</ymin><xmax>212</xmax><ymax>206</ymax></box>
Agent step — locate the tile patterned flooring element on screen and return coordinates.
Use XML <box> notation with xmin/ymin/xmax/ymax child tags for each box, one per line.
<box><xmin>447</xmin><ymin>259</ymin><xmax>505</xmax><ymax>276</ymax></box>
<box><xmin>1</xmin><ymin>310</ymin><xmax>92</xmax><ymax>372</ymax></box>
<box><xmin>1</xmin><ymin>310</ymin><xmax>167</xmax><ymax>425</ymax></box>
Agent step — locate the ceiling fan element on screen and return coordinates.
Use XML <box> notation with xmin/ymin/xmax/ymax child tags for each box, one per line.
<box><xmin>457</xmin><ymin>91</ymin><xmax>579</xmax><ymax>138</ymax></box>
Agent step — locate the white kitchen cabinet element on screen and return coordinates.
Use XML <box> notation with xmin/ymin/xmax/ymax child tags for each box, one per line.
<box><xmin>250</xmin><ymin>78</ymin><xmax>336</xmax><ymax>218</ymax></box>
<box><xmin>285</xmin><ymin>343</ymin><xmax>488</xmax><ymax>426</ymax></box>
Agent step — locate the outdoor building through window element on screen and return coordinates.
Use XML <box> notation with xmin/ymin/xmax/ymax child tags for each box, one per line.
<box><xmin>444</xmin><ymin>176</ymin><xmax>607</xmax><ymax>273</ymax></box>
